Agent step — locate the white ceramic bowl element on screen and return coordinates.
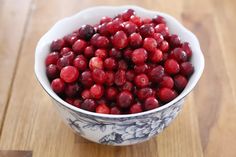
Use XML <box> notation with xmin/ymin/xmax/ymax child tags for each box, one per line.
<box><xmin>35</xmin><ymin>5</ymin><xmax>204</xmax><ymax>146</ymax></box>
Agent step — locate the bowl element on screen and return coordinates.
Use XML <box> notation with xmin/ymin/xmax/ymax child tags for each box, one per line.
<box><xmin>34</xmin><ymin>5</ymin><xmax>204</xmax><ymax>146</ymax></box>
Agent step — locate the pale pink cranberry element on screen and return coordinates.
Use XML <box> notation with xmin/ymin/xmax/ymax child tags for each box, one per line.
<box><xmin>45</xmin><ymin>52</ymin><xmax>59</xmax><ymax>66</ymax></box>
<box><xmin>81</xmin><ymin>99</ymin><xmax>97</xmax><ymax>112</ymax></box>
<box><xmin>137</xmin><ymin>88</ymin><xmax>155</xmax><ymax>101</ymax></box>
<box><xmin>132</xmin><ymin>48</ymin><xmax>148</xmax><ymax>65</ymax></box>
<box><xmin>180</xmin><ymin>62</ymin><xmax>194</xmax><ymax>77</ymax></box>
<box><xmin>143</xmin><ymin>37</ymin><xmax>157</xmax><ymax>52</ymax></box>
<box><xmin>130</xmin><ymin>103</ymin><xmax>143</xmax><ymax>113</ymax></box>
<box><xmin>110</xmin><ymin>106</ymin><xmax>121</xmax><ymax>114</ymax></box>
<box><xmin>106</xmin><ymin>87</ymin><xmax>118</xmax><ymax>101</ymax></box>
<box><xmin>80</xmin><ymin>71</ymin><xmax>94</xmax><ymax>87</ymax></box>
<box><xmin>164</xmin><ymin>59</ymin><xmax>180</xmax><ymax>74</ymax></box>
<box><xmin>174</xmin><ymin>75</ymin><xmax>188</xmax><ymax>91</ymax></box>
<box><xmin>51</xmin><ymin>78</ymin><xmax>65</xmax><ymax>94</ymax></box>
<box><xmin>109</xmin><ymin>48</ymin><xmax>122</xmax><ymax>59</ymax></box>
<box><xmin>130</xmin><ymin>15</ymin><xmax>142</xmax><ymax>27</ymax></box>
<box><xmin>129</xmin><ymin>33</ymin><xmax>143</xmax><ymax>48</ymax></box>
<box><xmin>90</xmin><ymin>84</ymin><xmax>104</xmax><ymax>99</ymax></box>
<box><xmin>100</xmin><ymin>16</ymin><xmax>112</xmax><ymax>24</ymax></box>
<box><xmin>50</xmin><ymin>39</ymin><xmax>65</xmax><ymax>51</ymax></box>
<box><xmin>46</xmin><ymin>64</ymin><xmax>59</xmax><ymax>80</ymax></box>
<box><xmin>84</xmin><ymin>46</ymin><xmax>95</xmax><ymax>58</ymax></box>
<box><xmin>159</xmin><ymin>40</ymin><xmax>169</xmax><ymax>52</ymax></box>
<box><xmin>72</xmin><ymin>39</ymin><xmax>87</xmax><ymax>54</ymax></box>
<box><xmin>89</xmin><ymin>57</ymin><xmax>103</xmax><ymax>70</ymax></box>
<box><xmin>117</xmin><ymin>91</ymin><xmax>133</xmax><ymax>108</ymax></box>
<box><xmin>112</xmin><ymin>30</ymin><xmax>128</xmax><ymax>49</ymax></box>
<box><xmin>144</xmin><ymin>97</ymin><xmax>159</xmax><ymax>110</ymax></box>
<box><xmin>149</xmin><ymin>48</ymin><xmax>163</xmax><ymax>63</ymax></box>
<box><xmin>134</xmin><ymin>64</ymin><xmax>148</xmax><ymax>74</ymax></box>
<box><xmin>148</xmin><ymin>65</ymin><xmax>165</xmax><ymax>83</ymax></box>
<box><xmin>65</xmin><ymin>83</ymin><xmax>80</xmax><ymax>97</ymax></box>
<box><xmin>73</xmin><ymin>55</ymin><xmax>87</xmax><ymax>71</ymax></box>
<box><xmin>81</xmin><ymin>89</ymin><xmax>91</xmax><ymax>99</ymax></box>
<box><xmin>123</xmin><ymin>21</ymin><xmax>138</xmax><ymax>35</ymax></box>
<box><xmin>104</xmin><ymin>58</ymin><xmax>117</xmax><ymax>70</ymax></box>
<box><xmin>134</xmin><ymin>74</ymin><xmax>149</xmax><ymax>88</ymax></box>
<box><xmin>114</xmin><ymin>70</ymin><xmax>126</xmax><ymax>86</ymax></box>
<box><xmin>96</xmin><ymin>104</ymin><xmax>110</xmax><ymax>114</ymax></box>
<box><xmin>139</xmin><ymin>24</ymin><xmax>155</xmax><ymax>37</ymax></box>
<box><xmin>158</xmin><ymin>87</ymin><xmax>177</xmax><ymax>103</ymax></box>
<box><xmin>126</xmin><ymin>70</ymin><xmax>135</xmax><ymax>81</ymax></box>
<box><xmin>160</xmin><ymin>76</ymin><xmax>174</xmax><ymax>89</ymax></box>
<box><xmin>60</xmin><ymin>66</ymin><xmax>79</xmax><ymax>83</ymax></box>
<box><xmin>92</xmin><ymin>69</ymin><xmax>106</xmax><ymax>84</ymax></box>
<box><xmin>95</xmin><ymin>49</ymin><xmax>107</xmax><ymax>59</ymax></box>
<box><xmin>105</xmin><ymin>71</ymin><xmax>115</xmax><ymax>86</ymax></box>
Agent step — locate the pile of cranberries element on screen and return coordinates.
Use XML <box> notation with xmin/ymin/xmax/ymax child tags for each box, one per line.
<box><xmin>45</xmin><ymin>9</ymin><xmax>194</xmax><ymax>114</ymax></box>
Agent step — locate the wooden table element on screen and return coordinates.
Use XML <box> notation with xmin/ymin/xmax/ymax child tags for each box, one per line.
<box><xmin>0</xmin><ymin>0</ymin><xmax>236</xmax><ymax>156</ymax></box>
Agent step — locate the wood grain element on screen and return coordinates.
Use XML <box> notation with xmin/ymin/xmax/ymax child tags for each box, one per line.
<box><xmin>0</xmin><ymin>0</ymin><xmax>236</xmax><ymax>156</ymax></box>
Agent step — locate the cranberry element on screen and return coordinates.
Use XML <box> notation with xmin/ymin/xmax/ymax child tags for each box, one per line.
<box><xmin>84</xmin><ymin>46</ymin><xmax>95</xmax><ymax>58</ymax></box>
<box><xmin>152</xmin><ymin>15</ymin><xmax>166</xmax><ymax>24</ymax></box>
<box><xmin>134</xmin><ymin>74</ymin><xmax>149</xmax><ymax>88</ymax></box>
<box><xmin>130</xmin><ymin>103</ymin><xmax>143</xmax><ymax>113</ymax></box>
<box><xmin>158</xmin><ymin>87</ymin><xmax>177</xmax><ymax>103</ymax></box>
<box><xmin>73</xmin><ymin>55</ymin><xmax>87</xmax><ymax>71</ymax></box>
<box><xmin>81</xmin><ymin>99</ymin><xmax>97</xmax><ymax>112</ymax></box>
<box><xmin>144</xmin><ymin>97</ymin><xmax>159</xmax><ymax>111</ymax></box>
<box><xmin>65</xmin><ymin>83</ymin><xmax>80</xmax><ymax>97</ymax></box>
<box><xmin>60</xmin><ymin>66</ymin><xmax>79</xmax><ymax>83</ymax></box>
<box><xmin>104</xmin><ymin>58</ymin><xmax>117</xmax><ymax>70</ymax></box>
<box><xmin>118</xmin><ymin>60</ymin><xmax>128</xmax><ymax>70</ymax></box>
<box><xmin>155</xmin><ymin>24</ymin><xmax>169</xmax><ymax>37</ymax></box>
<box><xmin>170</xmin><ymin>48</ymin><xmax>187</xmax><ymax>63</ymax></box>
<box><xmin>45</xmin><ymin>52</ymin><xmax>59</xmax><ymax>66</ymax></box>
<box><xmin>78</xmin><ymin>24</ymin><xmax>95</xmax><ymax>40</ymax></box>
<box><xmin>160</xmin><ymin>76</ymin><xmax>174</xmax><ymax>89</ymax></box>
<box><xmin>121</xmin><ymin>81</ymin><xmax>133</xmax><ymax>91</ymax></box>
<box><xmin>72</xmin><ymin>39</ymin><xmax>87</xmax><ymax>53</ymax></box>
<box><xmin>62</xmin><ymin>51</ymin><xmax>75</xmax><ymax>64</ymax></box>
<box><xmin>100</xmin><ymin>16</ymin><xmax>112</xmax><ymax>24</ymax></box>
<box><xmin>106</xmin><ymin>87</ymin><xmax>118</xmax><ymax>100</ymax></box>
<box><xmin>105</xmin><ymin>71</ymin><xmax>115</xmax><ymax>86</ymax></box>
<box><xmin>143</xmin><ymin>37</ymin><xmax>157</xmax><ymax>52</ymax></box>
<box><xmin>149</xmin><ymin>48</ymin><xmax>163</xmax><ymax>63</ymax></box>
<box><xmin>65</xmin><ymin>98</ymin><xmax>74</xmax><ymax>104</ymax></box>
<box><xmin>95</xmin><ymin>49</ymin><xmax>107</xmax><ymax>59</ymax></box>
<box><xmin>123</xmin><ymin>21</ymin><xmax>138</xmax><ymax>35</ymax></box>
<box><xmin>80</xmin><ymin>71</ymin><xmax>94</xmax><ymax>87</ymax></box>
<box><xmin>57</xmin><ymin>57</ymin><xmax>70</xmax><ymax>70</ymax></box>
<box><xmin>109</xmin><ymin>48</ymin><xmax>122</xmax><ymax>59</ymax></box>
<box><xmin>180</xmin><ymin>62</ymin><xmax>194</xmax><ymax>77</ymax></box>
<box><xmin>140</xmin><ymin>24</ymin><xmax>155</xmax><ymax>37</ymax></box>
<box><xmin>182</xmin><ymin>42</ymin><xmax>192</xmax><ymax>58</ymax></box>
<box><xmin>174</xmin><ymin>75</ymin><xmax>188</xmax><ymax>91</ymax></box>
<box><xmin>142</xmin><ymin>18</ymin><xmax>152</xmax><ymax>24</ymax></box>
<box><xmin>112</xmin><ymin>31</ymin><xmax>128</xmax><ymax>49</ymax></box>
<box><xmin>46</xmin><ymin>64</ymin><xmax>59</xmax><ymax>79</ymax></box>
<box><xmin>126</xmin><ymin>70</ymin><xmax>135</xmax><ymax>81</ymax></box>
<box><xmin>89</xmin><ymin>57</ymin><xmax>103</xmax><ymax>70</ymax></box>
<box><xmin>137</xmin><ymin>88</ymin><xmax>155</xmax><ymax>101</ymax></box>
<box><xmin>110</xmin><ymin>106</ymin><xmax>121</xmax><ymax>114</ymax></box>
<box><xmin>149</xmin><ymin>66</ymin><xmax>165</xmax><ymax>83</ymax></box>
<box><xmin>134</xmin><ymin>64</ymin><xmax>148</xmax><ymax>74</ymax></box>
<box><xmin>90</xmin><ymin>84</ymin><xmax>104</xmax><ymax>99</ymax></box>
<box><xmin>92</xmin><ymin>68</ymin><xmax>106</xmax><ymax>84</ymax></box>
<box><xmin>153</xmin><ymin>33</ymin><xmax>164</xmax><ymax>45</ymax></box>
<box><xmin>90</xmin><ymin>33</ymin><xmax>100</xmax><ymax>46</ymax></box>
<box><xmin>106</xmin><ymin>20</ymin><xmax>124</xmax><ymax>35</ymax></box>
<box><xmin>96</xmin><ymin>104</ymin><xmax>110</xmax><ymax>114</ymax></box>
<box><xmin>162</xmin><ymin>53</ymin><xmax>169</xmax><ymax>62</ymax></box>
<box><xmin>95</xmin><ymin>36</ymin><xmax>109</xmax><ymax>48</ymax></box>
<box><xmin>130</xmin><ymin>15</ymin><xmax>142</xmax><ymax>27</ymax></box>
<box><xmin>64</xmin><ymin>33</ymin><xmax>78</xmax><ymax>46</ymax></box>
<box><xmin>50</xmin><ymin>39</ymin><xmax>65</xmax><ymax>51</ymax></box>
<box><xmin>121</xmin><ymin>9</ymin><xmax>135</xmax><ymax>21</ymax></box>
<box><xmin>60</xmin><ymin>47</ymin><xmax>71</xmax><ymax>56</ymax></box>
<box><xmin>115</xmin><ymin>70</ymin><xmax>126</xmax><ymax>86</ymax></box>
<box><xmin>123</xmin><ymin>48</ymin><xmax>133</xmax><ymax>60</ymax></box>
<box><xmin>129</xmin><ymin>33</ymin><xmax>142</xmax><ymax>48</ymax></box>
<box><xmin>159</xmin><ymin>40</ymin><xmax>169</xmax><ymax>52</ymax></box>
<box><xmin>132</xmin><ymin>48</ymin><xmax>148</xmax><ymax>65</ymax></box>
<box><xmin>117</xmin><ymin>91</ymin><xmax>133</xmax><ymax>108</ymax></box>
<box><xmin>98</xmin><ymin>23</ymin><xmax>110</xmax><ymax>36</ymax></box>
<box><xmin>96</xmin><ymin>98</ymin><xmax>107</xmax><ymax>105</ymax></box>
<box><xmin>164</xmin><ymin>59</ymin><xmax>180</xmax><ymax>74</ymax></box>
<box><xmin>169</xmin><ymin>34</ymin><xmax>181</xmax><ymax>47</ymax></box>
<box><xmin>81</xmin><ymin>89</ymin><xmax>91</xmax><ymax>99</ymax></box>
<box><xmin>51</xmin><ymin>78</ymin><xmax>65</xmax><ymax>94</ymax></box>
<box><xmin>73</xmin><ymin>99</ymin><xmax>81</xmax><ymax>108</ymax></box>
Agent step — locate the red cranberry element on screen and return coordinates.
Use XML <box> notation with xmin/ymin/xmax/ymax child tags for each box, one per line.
<box><xmin>46</xmin><ymin>64</ymin><xmax>59</xmax><ymax>79</ymax></box>
<box><xmin>155</xmin><ymin>24</ymin><xmax>169</xmax><ymax>37</ymax></box>
<box><xmin>126</xmin><ymin>70</ymin><xmax>135</xmax><ymax>81</ymax></box>
<box><xmin>130</xmin><ymin>103</ymin><xmax>143</xmax><ymax>113</ymax></box>
<box><xmin>106</xmin><ymin>87</ymin><xmax>118</xmax><ymax>100</ymax></box>
<box><xmin>95</xmin><ymin>49</ymin><xmax>107</xmax><ymax>59</ymax></box>
<box><xmin>149</xmin><ymin>65</ymin><xmax>165</xmax><ymax>83</ymax></box>
<box><xmin>142</xmin><ymin>18</ymin><xmax>152</xmax><ymax>24</ymax></box>
<box><xmin>65</xmin><ymin>83</ymin><xmax>80</xmax><ymax>97</ymax></box>
<box><xmin>110</xmin><ymin>106</ymin><xmax>121</xmax><ymax>114</ymax></box>
<box><xmin>160</xmin><ymin>76</ymin><xmax>174</xmax><ymax>89</ymax></box>
<box><xmin>132</xmin><ymin>48</ymin><xmax>148</xmax><ymax>65</ymax></box>
<box><xmin>51</xmin><ymin>78</ymin><xmax>65</xmax><ymax>94</ymax></box>
<box><xmin>123</xmin><ymin>48</ymin><xmax>133</xmax><ymax>60</ymax></box>
<box><xmin>129</xmin><ymin>33</ymin><xmax>142</xmax><ymax>48</ymax></box>
<box><xmin>78</xmin><ymin>24</ymin><xmax>95</xmax><ymax>40</ymax></box>
<box><xmin>80</xmin><ymin>71</ymin><xmax>94</xmax><ymax>87</ymax></box>
<box><xmin>112</xmin><ymin>30</ymin><xmax>128</xmax><ymax>49</ymax></box>
<box><xmin>96</xmin><ymin>98</ymin><xmax>107</xmax><ymax>105</ymax></box>
<box><xmin>134</xmin><ymin>64</ymin><xmax>148</xmax><ymax>74</ymax></box>
<box><xmin>84</xmin><ymin>46</ymin><xmax>95</xmax><ymax>58</ymax></box>
<box><xmin>143</xmin><ymin>37</ymin><xmax>157</xmax><ymax>52</ymax></box>
<box><xmin>117</xmin><ymin>91</ymin><xmax>133</xmax><ymax>108</ymax></box>
<box><xmin>96</xmin><ymin>104</ymin><xmax>110</xmax><ymax>114</ymax></box>
<box><xmin>123</xmin><ymin>21</ymin><xmax>138</xmax><ymax>35</ymax></box>
<box><xmin>89</xmin><ymin>57</ymin><xmax>103</xmax><ymax>70</ymax></box>
<box><xmin>170</xmin><ymin>48</ymin><xmax>187</xmax><ymax>63</ymax></box>
<box><xmin>81</xmin><ymin>89</ymin><xmax>91</xmax><ymax>99</ymax></box>
<box><xmin>95</xmin><ymin>36</ymin><xmax>109</xmax><ymax>48</ymax></box>
<box><xmin>115</xmin><ymin>70</ymin><xmax>126</xmax><ymax>86</ymax></box>
<box><xmin>134</xmin><ymin>74</ymin><xmax>149</xmax><ymax>88</ymax></box>
<box><xmin>164</xmin><ymin>59</ymin><xmax>180</xmax><ymax>74</ymax></box>
<box><xmin>109</xmin><ymin>48</ymin><xmax>122</xmax><ymax>59</ymax></box>
<box><xmin>90</xmin><ymin>84</ymin><xmax>104</xmax><ymax>99</ymax></box>
<box><xmin>118</xmin><ymin>60</ymin><xmax>128</xmax><ymax>70</ymax></box>
<box><xmin>81</xmin><ymin>99</ymin><xmax>97</xmax><ymax>112</ymax></box>
<box><xmin>140</xmin><ymin>24</ymin><xmax>155</xmax><ymax>37</ymax></box>
<box><xmin>60</xmin><ymin>47</ymin><xmax>71</xmax><ymax>56</ymax></box>
<box><xmin>137</xmin><ymin>88</ymin><xmax>155</xmax><ymax>101</ymax></box>
<box><xmin>90</xmin><ymin>33</ymin><xmax>100</xmax><ymax>46</ymax></box>
<box><xmin>45</xmin><ymin>52</ymin><xmax>59</xmax><ymax>66</ymax></box>
<box><xmin>182</xmin><ymin>42</ymin><xmax>192</xmax><ymax>58</ymax></box>
<box><xmin>106</xmin><ymin>20</ymin><xmax>124</xmax><ymax>35</ymax></box>
<box><xmin>121</xmin><ymin>9</ymin><xmax>135</xmax><ymax>21</ymax></box>
<box><xmin>50</xmin><ymin>39</ymin><xmax>65</xmax><ymax>51</ymax></box>
<box><xmin>73</xmin><ymin>99</ymin><xmax>81</xmax><ymax>108</ymax></box>
<box><xmin>180</xmin><ymin>62</ymin><xmax>194</xmax><ymax>77</ymax></box>
<box><xmin>72</xmin><ymin>39</ymin><xmax>87</xmax><ymax>54</ymax></box>
<box><xmin>169</xmin><ymin>34</ymin><xmax>181</xmax><ymax>47</ymax></box>
<box><xmin>62</xmin><ymin>51</ymin><xmax>75</xmax><ymax>64</ymax></box>
<box><xmin>162</xmin><ymin>53</ymin><xmax>169</xmax><ymax>62</ymax></box>
<box><xmin>104</xmin><ymin>58</ymin><xmax>117</xmax><ymax>70</ymax></box>
<box><xmin>144</xmin><ymin>97</ymin><xmax>159</xmax><ymax>110</ymax></box>
<box><xmin>130</xmin><ymin>15</ymin><xmax>142</xmax><ymax>27</ymax></box>
<box><xmin>174</xmin><ymin>75</ymin><xmax>188</xmax><ymax>91</ymax></box>
<box><xmin>57</xmin><ymin>57</ymin><xmax>70</xmax><ymax>70</ymax></box>
<box><xmin>153</xmin><ymin>33</ymin><xmax>164</xmax><ymax>45</ymax></box>
<box><xmin>65</xmin><ymin>98</ymin><xmax>74</xmax><ymax>104</ymax></box>
<box><xmin>121</xmin><ymin>81</ymin><xmax>133</xmax><ymax>91</ymax></box>
<box><xmin>98</xmin><ymin>23</ymin><xmax>110</xmax><ymax>36</ymax></box>
<box><xmin>92</xmin><ymin>69</ymin><xmax>106</xmax><ymax>84</ymax></box>
<box><xmin>152</xmin><ymin>15</ymin><xmax>166</xmax><ymax>24</ymax></box>
<box><xmin>100</xmin><ymin>16</ymin><xmax>112</xmax><ymax>24</ymax></box>
<box><xmin>73</xmin><ymin>55</ymin><xmax>87</xmax><ymax>71</ymax></box>
<box><xmin>149</xmin><ymin>48</ymin><xmax>163</xmax><ymax>63</ymax></box>
<box><xmin>105</xmin><ymin>71</ymin><xmax>115</xmax><ymax>86</ymax></box>
<box><xmin>64</xmin><ymin>33</ymin><xmax>78</xmax><ymax>46</ymax></box>
<box><xmin>60</xmin><ymin>66</ymin><xmax>79</xmax><ymax>83</ymax></box>
<box><xmin>159</xmin><ymin>40</ymin><xmax>169</xmax><ymax>52</ymax></box>
<box><xmin>158</xmin><ymin>87</ymin><xmax>177</xmax><ymax>103</ymax></box>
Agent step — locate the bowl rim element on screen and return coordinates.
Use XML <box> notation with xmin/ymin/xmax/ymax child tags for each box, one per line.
<box><xmin>35</xmin><ymin>5</ymin><xmax>204</xmax><ymax>118</ymax></box>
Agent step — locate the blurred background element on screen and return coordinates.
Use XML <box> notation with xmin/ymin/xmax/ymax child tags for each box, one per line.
<box><xmin>0</xmin><ymin>0</ymin><xmax>236</xmax><ymax>157</ymax></box>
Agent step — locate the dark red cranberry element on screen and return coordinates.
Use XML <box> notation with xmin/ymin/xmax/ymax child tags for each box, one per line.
<box><xmin>90</xmin><ymin>84</ymin><xmax>104</xmax><ymax>99</ymax></box>
<box><xmin>118</xmin><ymin>60</ymin><xmax>128</xmax><ymax>70</ymax></box>
<box><xmin>95</xmin><ymin>49</ymin><xmax>107</xmax><ymax>59</ymax></box>
<box><xmin>159</xmin><ymin>40</ymin><xmax>169</xmax><ymax>52</ymax></box>
<box><xmin>170</xmin><ymin>48</ymin><xmax>187</xmax><ymax>63</ymax></box>
<box><xmin>45</xmin><ymin>52</ymin><xmax>59</xmax><ymax>66</ymax></box>
<box><xmin>106</xmin><ymin>20</ymin><xmax>124</xmax><ymax>35</ymax></box>
<box><xmin>60</xmin><ymin>47</ymin><xmax>71</xmax><ymax>56</ymax></box>
<box><xmin>160</xmin><ymin>76</ymin><xmax>174</xmax><ymax>89</ymax></box>
<box><xmin>81</xmin><ymin>89</ymin><xmax>91</xmax><ymax>99</ymax></box>
<box><xmin>96</xmin><ymin>98</ymin><xmax>107</xmax><ymax>105</ymax></box>
<box><xmin>89</xmin><ymin>57</ymin><xmax>103</xmax><ymax>70</ymax></box>
<box><xmin>84</xmin><ymin>46</ymin><xmax>95</xmax><ymax>58</ymax></box>
<box><xmin>158</xmin><ymin>87</ymin><xmax>177</xmax><ymax>103</ymax></box>
<box><xmin>143</xmin><ymin>37</ymin><xmax>157</xmax><ymax>52</ymax></box>
<box><xmin>96</xmin><ymin>104</ymin><xmax>110</xmax><ymax>114</ymax></box>
<box><xmin>60</xmin><ymin>66</ymin><xmax>79</xmax><ymax>83</ymax></box>
<box><xmin>104</xmin><ymin>58</ymin><xmax>117</xmax><ymax>70</ymax></box>
<box><xmin>105</xmin><ymin>71</ymin><xmax>115</xmax><ymax>86</ymax></box>
<box><xmin>92</xmin><ymin>68</ymin><xmax>106</xmax><ymax>84</ymax></box>
<box><xmin>109</xmin><ymin>48</ymin><xmax>122</xmax><ymax>59</ymax></box>
<box><xmin>123</xmin><ymin>48</ymin><xmax>133</xmax><ymax>60</ymax></box>
<box><xmin>169</xmin><ymin>34</ymin><xmax>181</xmax><ymax>47</ymax></box>
<box><xmin>129</xmin><ymin>33</ymin><xmax>142</xmax><ymax>48</ymax></box>
<box><xmin>115</xmin><ymin>70</ymin><xmax>126</xmax><ymax>86</ymax></box>
<box><xmin>182</xmin><ymin>42</ymin><xmax>192</xmax><ymax>58</ymax></box>
<box><xmin>78</xmin><ymin>24</ymin><xmax>95</xmax><ymax>40</ymax></box>
<box><xmin>134</xmin><ymin>74</ymin><xmax>149</xmax><ymax>88</ymax></box>
<box><xmin>164</xmin><ymin>59</ymin><xmax>180</xmax><ymax>74</ymax></box>
<box><xmin>80</xmin><ymin>71</ymin><xmax>94</xmax><ymax>87</ymax></box>
<box><xmin>132</xmin><ymin>48</ymin><xmax>148</xmax><ymax>65</ymax></box>
<box><xmin>137</xmin><ymin>88</ymin><xmax>155</xmax><ymax>101</ymax></box>
<box><xmin>62</xmin><ymin>51</ymin><xmax>75</xmax><ymax>64</ymax></box>
<box><xmin>153</xmin><ymin>33</ymin><xmax>164</xmax><ymax>45</ymax></box>
<box><xmin>57</xmin><ymin>57</ymin><xmax>70</xmax><ymax>70</ymax></box>
<box><xmin>155</xmin><ymin>24</ymin><xmax>169</xmax><ymax>37</ymax></box>
<box><xmin>152</xmin><ymin>15</ymin><xmax>166</xmax><ymax>24</ymax></box>
<box><xmin>95</xmin><ymin>36</ymin><xmax>110</xmax><ymax>48</ymax></box>
<box><xmin>73</xmin><ymin>99</ymin><xmax>81</xmax><ymax>108</ymax></box>
<box><xmin>73</xmin><ymin>55</ymin><xmax>87</xmax><ymax>71</ymax></box>
<box><xmin>134</xmin><ymin>64</ymin><xmax>148</xmax><ymax>74</ymax></box>
<box><xmin>130</xmin><ymin>103</ymin><xmax>143</xmax><ymax>113</ymax></box>
<box><xmin>65</xmin><ymin>83</ymin><xmax>80</xmax><ymax>97</ymax></box>
<box><xmin>112</xmin><ymin>30</ymin><xmax>128</xmax><ymax>49</ymax></box>
<box><xmin>64</xmin><ymin>33</ymin><xmax>78</xmax><ymax>46</ymax></box>
<box><xmin>46</xmin><ymin>64</ymin><xmax>59</xmax><ymax>80</ymax></box>
<box><xmin>180</xmin><ymin>62</ymin><xmax>194</xmax><ymax>77</ymax></box>
<box><xmin>100</xmin><ymin>16</ymin><xmax>112</xmax><ymax>24</ymax></box>
<box><xmin>110</xmin><ymin>106</ymin><xmax>121</xmax><ymax>114</ymax></box>
<box><xmin>72</xmin><ymin>39</ymin><xmax>87</xmax><ymax>54</ymax></box>
<box><xmin>117</xmin><ymin>91</ymin><xmax>133</xmax><ymax>108</ymax></box>
<box><xmin>51</xmin><ymin>78</ymin><xmax>65</xmax><ymax>94</ymax></box>
<box><xmin>130</xmin><ymin>15</ymin><xmax>142</xmax><ymax>27</ymax></box>
<box><xmin>121</xmin><ymin>9</ymin><xmax>135</xmax><ymax>21</ymax></box>
<box><xmin>98</xmin><ymin>23</ymin><xmax>110</xmax><ymax>36</ymax></box>
<box><xmin>140</xmin><ymin>24</ymin><xmax>155</xmax><ymax>37</ymax></box>
<box><xmin>106</xmin><ymin>87</ymin><xmax>118</xmax><ymax>100</ymax></box>
<box><xmin>50</xmin><ymin>39</ymin><xmax>65</xmax><ymax>51</ymax></box>
<box><xmin>81</xmin><ymin>99</ymin><xmax>97</xmax><ymax>112</ymax></box>
<box><xmin>174</xmin><ymin>75</ymin><xmax>188</xmax><ymax>91</ymax></box>
<box><xmin>126</xmin><ymin>70</ymin><xmax>135</xmax><ymax>81</ymax></box>
<box><xmin>121</xmin><ymin>81</ymin><xmax>133</xmax><ymax>91</ymax></box>
<box><xmin>149</xmin><ymin>65</ymin><xmax>165</xmax><ymax>83</ymax></box>
<box><xmin>144</xmin><ymin>97</ymin><xmax>159</xmax><ymax>111</ymax></box>
<box><xmin>123</xmin><ymin>21</ymin><xmax>138</xmax><ymax>35</ymax></box>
